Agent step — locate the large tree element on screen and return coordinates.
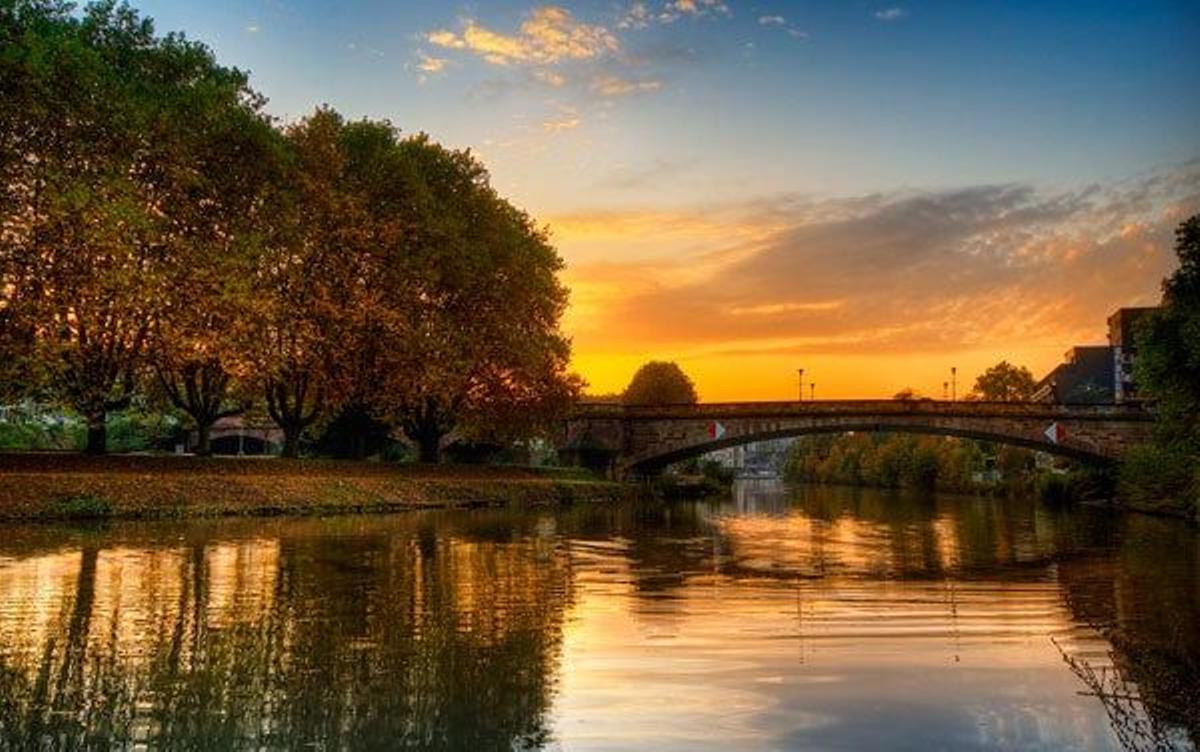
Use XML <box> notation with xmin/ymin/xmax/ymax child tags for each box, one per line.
<box><xmin>239</xmin><ymin>110</ymin><xmax>371</xmax><ymax>458</ymax></box>
<box><xmin>971</xmin><ymin>361</ymin><xmax>1036</xmax><ymax>402</ymax></box>
<box><xmin>145</xmin><ymin>57</ymin><xmax>282</xmax><ymax>456</ymax></box>
<box><xmin>370</xmin><ymin>135</ymin><xmax>580</xmax><ymax>462</ymax></box>
<box><xmin>0</xmin><ymin>0</ymin><xmax>273</xmax><ymax>453</ymax></box>
<box><xmin>622</xmin><ymin>362</ymin><xmax>699</xmax><ymax>406</ymax></box>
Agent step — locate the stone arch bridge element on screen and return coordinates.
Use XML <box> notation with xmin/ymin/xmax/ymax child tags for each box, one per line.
<box><xmin>560</xmin><ymin>400</ymin><xmax>1155</xmax><ymax>478</ymax></box>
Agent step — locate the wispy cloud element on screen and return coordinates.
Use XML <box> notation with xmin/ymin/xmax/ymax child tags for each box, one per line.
<box><xmin>533</xmin><ymin>68</ymin><xmax>567</xmax><ymax>87</ymax></box>
<box><xmin>591</xmin><ymin>75</ymin><xmax>663</xmax><ymax>97</ymax></box>
<box><xmin>542</xmin><ymin>108</ymin><xmax>583</xmax><ymax>133</ymax></box>
<box><xmin>874</xmin><ymin>7</ymin><xmax>908</xmax><ymax>21</ymax></box>
<box><xmin>757</xmin><ymin>14</ymin><xmax>807</xmax><ymax>40</ymax></box>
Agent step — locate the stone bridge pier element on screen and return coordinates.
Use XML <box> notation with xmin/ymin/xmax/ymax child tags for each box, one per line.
<box><xmin>559</xmin><ymin>400</ymin><xmax>1155</xmax><ymax>479</ymax></box>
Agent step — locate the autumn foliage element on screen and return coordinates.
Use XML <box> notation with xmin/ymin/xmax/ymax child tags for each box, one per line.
<box><xmin>0</xmin><ymin>1</ymin><xmax>580</xmax><ymax>460</ymax></box>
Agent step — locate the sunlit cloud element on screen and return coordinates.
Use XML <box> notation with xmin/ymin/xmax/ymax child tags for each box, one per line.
<box><xmin>662</xmin><ymin>0</ymin><xmax>731</xmax><ymax>22</ymax></box>
<box><xmin>416</xmin><ymin>53</ymin><xmax>446</xmax><ymax>73</ymax></box>
<box><xmin>874</xmin><ymin>7</ymin><xmax>908</xmax><ymax>21</ymax></box>
<box><xmin>426</xmin><ymin>7</ymin><xmax>618</xmax><ymax>67</ymax></box>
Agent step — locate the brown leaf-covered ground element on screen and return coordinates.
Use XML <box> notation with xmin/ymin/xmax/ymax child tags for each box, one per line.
<box><xmin>0</xmin><ymin>453</ymin><xmax>627</xmax><ymax>521</ymax></box>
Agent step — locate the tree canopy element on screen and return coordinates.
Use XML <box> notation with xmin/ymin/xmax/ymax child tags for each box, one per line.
<box><xmin>622</xmin><ymin>362</ymin><xmax>699</xmax><ymax>406</ymax></box>
<box><xmin>971</xmin><ymin>361</ymin><xmax>1036</xmax><ymax>401</ymax></box>
<box><xmin>0</xmin><ymin>1</ymin><xmax>580</xmax><ymax>459</ymax></box>
<box><xmin>1134</xmin><ymin>214</ymin><xmax>1200</xmax><ymax>447</ymax></box>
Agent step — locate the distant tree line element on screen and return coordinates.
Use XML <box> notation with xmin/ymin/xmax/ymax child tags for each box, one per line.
<box><xmin>0</xmin><ymin>1</ymin><xmax>580</xmax><ymax>460</ymax></box>
<box><xmin>789</xmin><ymin>362</ymin><xmax>1048</xmax><ymax>493</ymax></box>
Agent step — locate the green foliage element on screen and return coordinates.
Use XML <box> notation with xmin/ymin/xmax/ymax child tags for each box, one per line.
<box><xmin>1118</xmin><ymin>444</ymin><xmax>1199</xmax><ymax>521</ymax></box>
<box><xmin>98</xmin><ymin>409</ymin><xmax>183</xmax><ymax>453</ymax></box>
<box><xmin>784</xmin><ymin>432</ymin><xmax>1041</xmax><ymax>494</ymax></box>
<box><xmin>1036</xmin><ymin>466</ymin><xmax>1115</xmax><ymax>505</ymax></box>
<box><xmin>1124</xmin><ymin>215</ymin><xmax>1200</xmax><ymax>519</ymax></box>
<box><xmin>0</xmin><ymin>408</ymin><xmax>80</xmax><ymax>450</ymax></box>
<box><xmin>699</xmin><ymin>459</ymin><xmax>735</xmax><ymax>485</ymax></box>
<box><xmin>622</xmin><ymin>362</ymin><xmax>699</xmax><ymax>405</ymax></box>
<box><xmin>1134</xmin><ymin>215</ymin><xmax>1200</xmax><ymax>446</ymax></box>
<box><xmin>972</xmin><ymin>361</ymin><xmax>1037</xmax><ymax>401</ymax></box>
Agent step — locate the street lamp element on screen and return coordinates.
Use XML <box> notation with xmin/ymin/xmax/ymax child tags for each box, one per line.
<box><xmin>943</xmin><ymin>381</ymin><xmax>949</xmax><ymax>400</ymax></box>
<box><xmin>797</xmin><ymin>368</ymin><xmax>805</xmax><ymax>401</ymax></box>
<box><xmin>951</xmin><ymin>367</ymin><xmax>957</xmax><ymax>401</ymax></box>
<box><xmin>810</xmin><ymin>383</ymin><xmax>816</xmax><ymax>401</ymax></box>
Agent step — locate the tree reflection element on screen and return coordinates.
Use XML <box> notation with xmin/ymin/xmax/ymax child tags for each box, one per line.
<box><xmin>0</xmin><ymin>519</ymin><xmax>574</xmax><ymax>749</ymax></box>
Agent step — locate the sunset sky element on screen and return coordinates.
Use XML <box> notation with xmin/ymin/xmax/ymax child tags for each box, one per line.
<box><xmin>139</xmin><ymin>0</ymin><xmax>1200</xmax><ymax>399</ymax></box>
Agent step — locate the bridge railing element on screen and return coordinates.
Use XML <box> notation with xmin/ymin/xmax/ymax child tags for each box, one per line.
<box><xmin>570</xmin><ymin>400</ymin><xmax>1153</xmax><ymax>421</ymax></box>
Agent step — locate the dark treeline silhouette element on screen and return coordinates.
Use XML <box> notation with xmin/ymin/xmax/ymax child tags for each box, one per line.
<box><xmin>0</xmin><ymin>1</ymin><xmax>580</xmax><ymax>460</ymax></box>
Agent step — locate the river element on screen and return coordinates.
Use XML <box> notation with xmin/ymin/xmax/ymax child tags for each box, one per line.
<box><xmin>0</xmin><ymin>482</ymin><xmax>1196</xmax><ymax>750</ymax></box>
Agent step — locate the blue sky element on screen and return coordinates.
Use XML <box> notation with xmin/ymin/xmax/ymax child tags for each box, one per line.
<box><xmin>135</xmin><ymin>0</ymin><xmax>1200</xmax><ymax>397</ymax></box>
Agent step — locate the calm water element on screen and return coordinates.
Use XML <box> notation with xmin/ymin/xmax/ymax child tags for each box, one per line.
<box><xmin>0</xmin><ymin>483</ymin><xmax>1197</xmax><ymax>751</ymax></box>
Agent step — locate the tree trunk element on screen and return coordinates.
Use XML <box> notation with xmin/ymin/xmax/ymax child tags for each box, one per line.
<box><xmin>281</xmin><ymin>427</ymin><xmax>301</xmax><ymax>459</ymax></box>
<box><xmin>195</xmin><ymin>421</ymin><xmax>213</xmax><ymax>456</ymax></box>
<box><xmin>85</xmin><ymin>412</ymin><xmax>107</xmax><ymax>455</ymax></box>
<box><xmin>416</xmin><ymin>430</ymin><xmax>441</xmax><ymax>464</ymax></box>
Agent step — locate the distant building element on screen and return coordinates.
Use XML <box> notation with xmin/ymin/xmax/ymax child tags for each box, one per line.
<box><xmin>1032</xmin><ymin>346</ymin><xmax>1115</xmax><ymax>404</ymax></box>
<box><xmin>1107</xmin><ymin>307</ymin><xmax>1157</xmax><ymax>403</ymax></box>
<box><xmin>1033</xmin><ymin>306</ymin><xmax>1159</xmax><ymax>405</ymax></box>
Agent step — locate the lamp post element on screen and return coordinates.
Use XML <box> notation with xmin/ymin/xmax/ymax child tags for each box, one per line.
<box><xmin>797</xmin><ymin>368</ymin><xmax>805</xmax><ymax>401</ymax></box>
<box><xmin>951</xmin><ymin>367</ymin><xmax>957</xmax><ymax>401</ymax></box>
<box><xmin>810</xmin><ymin>383</ymin><xmax>816</xmax><ymax>401</ymax></box>
<box><xmin>943</xmin><ymin>381</ymin><xmax>949</xmax><ymax>400</ymax></box>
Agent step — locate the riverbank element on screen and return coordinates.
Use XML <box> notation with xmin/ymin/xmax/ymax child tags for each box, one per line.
<box><xmin>0</xmin><ymin>453</ymin><xmax>630</xmax><ymax>521</ymax></box>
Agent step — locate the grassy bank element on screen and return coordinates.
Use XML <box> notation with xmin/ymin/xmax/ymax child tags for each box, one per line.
<box><xmin>0</xmin><ymin>453</ymin><xmax>629</xmax><ymax>522</ymax></box>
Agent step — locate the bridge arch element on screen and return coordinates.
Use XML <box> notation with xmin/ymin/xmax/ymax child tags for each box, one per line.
<box><xmin>625</xmin><ymin>422</ymin><xmax>1114</xmax><ymax>476</ymax></box>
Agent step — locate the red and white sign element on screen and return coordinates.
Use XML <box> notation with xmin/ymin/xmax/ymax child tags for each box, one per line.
<box><xmin>1043</xmin><ymin>422</ymin><xmax>1066</xmax><ymax>445</ymax></box>
<box><xmin>707</xmin><ymin>421</ymin><xmax>726</xmax><ymax>440</ymax></box>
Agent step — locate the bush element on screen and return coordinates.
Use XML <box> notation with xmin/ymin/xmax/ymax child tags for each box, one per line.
<box><xmin>1118</xmin><ymin>444</ymin><xmax>1199</xmax><ymax>520</ymax></box>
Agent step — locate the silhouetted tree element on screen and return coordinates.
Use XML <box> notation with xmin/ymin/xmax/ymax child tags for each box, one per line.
<box><xmin>622</xmin><ymin>362</ymin><xmax>698</xmax><ymax>405</ymax></box>
<box><xmin>972</xmin><ymin>361</ymin><xmax>1036</xmax><ymax>401</ymax></box>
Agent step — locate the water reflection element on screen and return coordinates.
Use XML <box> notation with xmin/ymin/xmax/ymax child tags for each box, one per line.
<box><xmin>0</xmin><ymin>485</ymin><xmax>1195</xmax><ymax>750</ymax></box>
